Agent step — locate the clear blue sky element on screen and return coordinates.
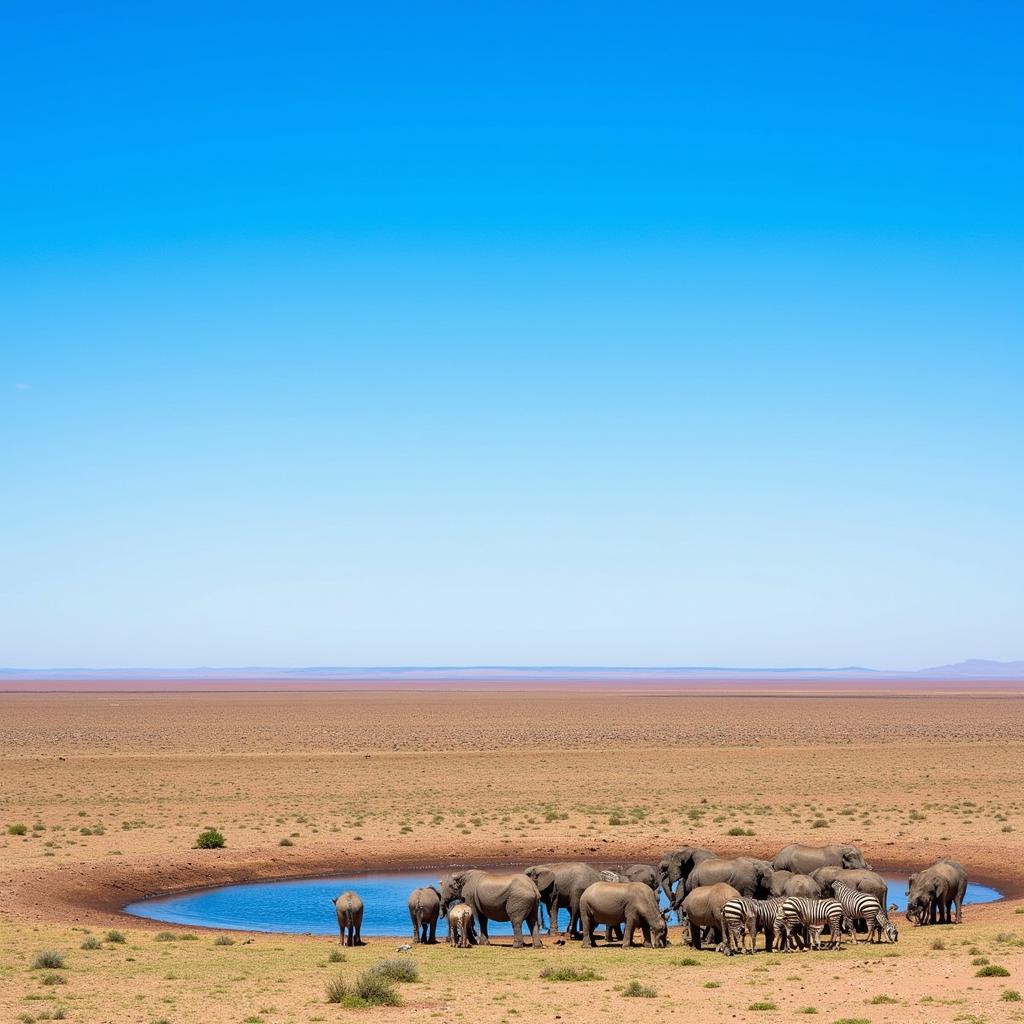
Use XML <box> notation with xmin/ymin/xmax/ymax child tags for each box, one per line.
<box><xmin>3</xmin><ymin>3</ymin><xmax>1021</xmax><ymax>669</ymax></box>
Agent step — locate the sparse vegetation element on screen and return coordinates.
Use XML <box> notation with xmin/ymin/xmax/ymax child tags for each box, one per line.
<box><xmin>80</xmin><ymin>936</ymin><xmax>101</xmax><ymax>950</ymax></box>
<box><xmin>195</xmin><ymin>828</ymin><xmax>225</xmax><ymax>849</ymax></box>
<box><xmin>31</xmin><ymin>951</ymin><xmax>66</xmax><ymax>970</ymax></box>
<box><xmin>977</xmin><ymin>964</ymin><xmax>1011</xmax><ymax>977</ymax></box>
<box><xmin>8</xmin><ymin>823</ymin><xmax>28</xmax><ymax>835</ymax></box>
<box><xmin>622</xmin><ymin>980</ymin><xmax>657</xmax><ymax>998</ymax></box>
<box><xmin>749</xmin><ymin>1002</ymin><xmax>778</xmax><ymax>1011</ymax></box>
<box><xmin>1002</xmin><ymin>990</ymin><xmax>1022</xmax><ymax>1002</ymax></box>
<box><xmin>326</xmin><ymin>949</ymin><xmax>345</xmax><ymax>963</ymax></box>
<box><xmin>154</xmin><ymin>932</ymin><xmax>177</xmax><ymax>942</ymax></box>
<box><xmin>366</xmin><ymin>958</ymin><xmax>419</xmax><ymax>983</ymax></box>
<box><xmin>539</xmin><ymin>965</ymin><xmax>602</xmax><ymax>981</ymax></box>
<box><xmin>104</xmin><ymin>930</ymin><xmax>126</xmax><ymax>943</ymax></box>
<box><xmin>212</xmin><ymin>935</ymin><xmax>235</xmax><ymax>946</ymax></box>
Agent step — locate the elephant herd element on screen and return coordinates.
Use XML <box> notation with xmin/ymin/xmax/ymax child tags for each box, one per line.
<box><xmin>332</xmin><ymin>844</ymin><xmax>970</xmax><ymax>954</ymax></box>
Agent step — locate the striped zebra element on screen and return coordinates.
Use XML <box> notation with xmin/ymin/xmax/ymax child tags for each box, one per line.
<box><xmin>833</xmin><ymin>881</ymin><xmax>899</xmax><ymax>943</ymax></box>
<box><xmin>722</xmin><ymin>898</ymin><xmax>756</xmax><ymax>954</ymax></box>
<box><xmin>775</xmin><ymin>896</ymin><xmax>845</xmax><ymax>950</ymax></box>
<box><xmin>724</xmin><ymin>897</ymin><xmax>785</xmax><ymax>953</ymax></box>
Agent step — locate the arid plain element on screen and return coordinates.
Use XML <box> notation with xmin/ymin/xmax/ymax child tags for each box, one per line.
<box><xmin>2</xmin><ymin>684</ymin><xmax>1024</xmax><ymax>1024</ymax></box>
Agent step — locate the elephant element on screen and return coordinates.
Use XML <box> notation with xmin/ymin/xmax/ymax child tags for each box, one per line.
<box><xmin>524</xmin><ymin>862</ymin><xmax>601</xmax><ymax>937</ymax></box>
<box><xmin>771</xmin><ymin>843</ymin><xmax>871</xmax><ymax>874</ymax></box>
<box><xmin>684</xmin><ymin>857</ymin><xmax>774</xmax><ymax>898</ymax></box>
<box><xmin>658</xmin><ymin>846</ymin><xmax>717</xmax><ymax>904</ymax></box>
<box><xmin>677</xmin><ymin>882</ymin><xmax>742</xmax><ymax>951</ymax></box>
<box><xmin>446</xmin><ymin>902</ymin><xmax>477</xmax><ymax>947</ymax></box>
<box><xmin>769</xmin><ymin>870</ymin><xmax>795</xmax><ymax>896</ymax></box>
<box><xmin>440</xmin><ymin>870</ymin><xmax>543</xmax><ymax>948</ymax></box>
<box><xmin>906</xmin><ymin>858</ymin><xmax>968</xmax><ymax>925</ymax></box>
<box><xmin>811</xmin><ymin>867</ymin><xmax>889</xmax><ymax>906</ymax></box>
<box><xmin>781</xmin><ymin>874</ymin><xmax>822</xmax><ymax>898</ymax></box>
<box><xmin>579</xmin><ymin>881</ymin><xmax>669</xmax><ymax>948</ymax></box>
<box><xmin>614</xmin><ymin>864</ymin><xmax>659</xmax><ymax>891</ymax></box>
<box><xmin>407</xmin><ymin>885</ymin><xmax>441</xmax><ymax>944</ymax></box>
<box><xmin>331</xmin><ymin>890</ymin><xmax>363</xmax><ymax>947</ymax></box>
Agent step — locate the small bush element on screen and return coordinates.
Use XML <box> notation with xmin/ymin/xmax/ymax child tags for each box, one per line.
<box><xmin>366</xmin><ymin>958</ymin><xmax>419</xmax><ymax>983</ymax></box>
<box><xmin>278</xmin><ymin>837</ymin><xmax>293</xmax><ymax>846</ymax></box>
<box><xmin>539</xmin><ymin>966</ymin><xmax>602</xmax><ymax>981</ymax></box>
<box><xmin>869</xmin><ymin>994</ymin><xmax>897</xmax><ymax>1004</ymax></box>
<box><xmin>213</xmin><ymin>935</ymin><xmax>235</xmax><ymax>946</ymax></box>
<box><xmin>833</xmin><ymin>1019</ymin><xmax>870</xmax><ymax>1024</ymax></box>
<box><xmin>811</xmin><ymin>818</ymin><xmax>829</xmax><ymax>828</ymax></box>
<box><xmin>799</xmin><ymin>1010</ymin><xmax>818</xmax><ymax>1015</ymax></box>
<box><xmin>972</xmin><ymin>956</ymin><xmax>990</xmax><ymax>965</ymax></box>
<box><xmin>705</xmin><ymin>982</ymin><xmax>721</xmax><ymax>989</ymax></box>
<box><xmin>50</xmin><ymin>1009</ymin><xmax>67</xmax><ymax>1020</ymax></box>
<box><xmin>178</xmin><ymin>933</ymin><xmax>198</xmax><ymax>941</ymax></box>
<box><xmin>326</xmin><ymin>949</ymin><xmax>345</xmax><ymax>963</ymax></box>
<box><xmin>325</xmin><ymin>974</ymin><xmax>348</xmax><ymax>1004</ymax></box>
<box><xmin>1015</xmin><ymin>907</ymin><xmax>1024</xmax><ymax>915</ymax></box>
<box><xmin>31</xmin><ymin>951</ymin><xmax>66</xmax><ymax>970</ymax></box>
<box><xmin>154</xmin><ymin>932</ymin><xmax>177</xmax><ymax>942</ymax></box>
<box><xmin>977</xmin><ymin>964</ymin><xmax>1011</xmax><ymax>977</ymax></box>
<box><xmin>195</xmin><ymin>828</ymin><xmax>225</xmax><ymax>849</ymax></box>
<box><xmin>749</xmin><ymin>1003</ymin><xmax>777</xmax><ymax>1011</ymax></box>
<box><xmin>104</xmin><ymin>930</ymin><xmax>126</xmax><ymax>944</ymax></box>
<box><xmin>1002</xmin><ymin>990</ymin><xmax>1022</xmax><ymax>1002</ymax></box>
<box><xmin>673</xmin><ymin>957</ymin><xmax>699</xmax><ymax>966</ymax></box>
<box><xmin>8</xmin><ymin>823</ymin><xmax>28</xmax><ymax>835</ymax></box>
<box><xmin>353</xmin><ymin>972</ymin><xmax>403</xmax><ymax>1006</ymax></box>
<box><xmin>79</xmin><ymin>936</ymin><xmax>101</xmax><ymax>951</ymax></box>
<box><xmin>622</xmin><ymin>980</ymin><xmax>657</xmax><ymax>998</ymax></box>
<box><xmin>41</xmin><ymin>975</ymin><xmax>67</xmax><ymax>986</ymax></box>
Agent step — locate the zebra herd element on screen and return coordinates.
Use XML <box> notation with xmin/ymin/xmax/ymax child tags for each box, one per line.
<box><xmin>721</xmin><ymin>882</ymin><xmax>898</xmax><ymax>954</ymax></box>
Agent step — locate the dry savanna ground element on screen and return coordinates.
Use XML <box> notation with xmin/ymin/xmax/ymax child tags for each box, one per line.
<box><xmin>2</xmin><ymin>686</ymin><xmax>1024</xmax><ymax>1024</ymax></box>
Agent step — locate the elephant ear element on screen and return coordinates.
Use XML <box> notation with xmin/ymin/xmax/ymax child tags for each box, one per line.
<box><xmin>531</xmin><ymin>868</ymin><xmax>556</xmax><ymax>895</ymax></box>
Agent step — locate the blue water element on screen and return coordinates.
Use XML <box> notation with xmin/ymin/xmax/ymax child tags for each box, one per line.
<box><xmin>124</xmin><ymin>869</ymin><xmax>1002</xmax><ymax>937</ymax></box>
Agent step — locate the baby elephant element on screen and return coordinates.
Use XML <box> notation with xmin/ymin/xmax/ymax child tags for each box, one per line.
<box><xmin>408</xmin><ymin>886</ymin><xmax>441</xmax><ymax>944</ymax></box>
<box><xmin>580</xmin><ymin>881</ymin><xmax>669</xmax><ymax>948</ymax></box>
<box><xmin>332</xmin><ymin>890</ymin><xmax>364</xmax><ymax>947</ymax></box>
<box><xmin>447</xmin><ymin>903</ymin><xmax>477</xmax><ymax>948</ymax></box>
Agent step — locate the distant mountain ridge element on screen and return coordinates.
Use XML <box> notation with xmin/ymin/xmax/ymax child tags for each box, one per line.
<box><xmin>0</xmin><ymin>659</ymin><xmax>1021</xmax><ymax>680</ymax></box>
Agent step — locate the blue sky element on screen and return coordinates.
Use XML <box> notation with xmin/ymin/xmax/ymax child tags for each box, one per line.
<box><xmin>2</xmin><ymin>3</ymin><xmax>1021</xmax><ymax>669</ymax></box>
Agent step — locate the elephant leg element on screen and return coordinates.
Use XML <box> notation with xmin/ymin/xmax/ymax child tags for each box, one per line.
<box><xmin>690</xmin><ymin>922</ymin><xmax>701</xmax><ymax>950</ymax></box>
<box><xmin>568</xmin><ymin>895</ymin><xmax>581</xmax><ymax>938</ymax></box>
<box><xmin>641</xmin><ymin>920</ymin><xmax>652</xmax><ymax>948</ymax></box>
<box><xmin>548</xmin><ymin>894</ymin><xmax>559</xmax><ymax>936</ymax></box>
<box><xmin>528</xmin><ymin>906</ymin><xmax>543</xmax><ymax>948</ymax></box>
<box><xmin>580</xmin><ymin>907</ymin><xmax>594</xmax><ymax>947</ymax></box>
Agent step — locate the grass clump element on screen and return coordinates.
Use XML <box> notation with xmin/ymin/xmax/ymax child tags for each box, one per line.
<box><xmin>104</xmin><ymin>930</ymin><xmax>126</xmax><ymax>944</ymax></box>
<box><xmin>705</xmin><ymin>982</ymin><xmax>721</xmax><ymax>989</ymax></box>
<box><xmin>278</xmin><ymin>837</ymin><xmax>294</xmax><ymax>846</ymax></box>
<box><xmin>8</xmin><ymin>823</ymin><xmax>28</xmax><ymax>835</ymax></box>
<box><xmin>931</xmin><ymin>938</ymin><xmax>946</xmax><ymax>950</ymax></box>
<box><xmin>798</xmin><ymin>1009</ymin><xmax>818</xmax><ymax>1015</ymax></box>
<box><xmin>539</xmin><ymin>965</ymin><xmax>602</xmax><ymax>982</ymax></box>
<box><xmin>366</xmin><ymin>958</ymin><xmax>419</xmax><ymax>983</ymax></box>
<box><xmin>833</xmin><ymin>1019</ymin><xmax>870</xmax><ymax>1024</ymax></box>
<box><xmin>324</xmin><ymin>974</ymin><xmax>348</xmax><ymax>1004</ymax></box>
<box><xmin>749</xmin><ymin>1003</ymin><xmax>777</xmax><ymax>1011</ymax></box>
<box><xmin>79</xmin><ymin>936</ymin><xmax>101</xmax><ymax>950</ymax></box>
<box><xmin>622</xmin><ymin>980</ymin><xmax>657</xmax><ymax>998</ymax></box>
<box><xmin>1002</xmin><ymin>990</ymin><xmax>1022</xmax><ymax>1002</ymax></box>
<box><xmin>41</xmin><ymin>974</ymin><xmax>67</xmax><ymax>986</ymax></box>
<box><xmin>326</xmin><ymin>949</ymin><xmax>345</xmax><ymax>963</ymax></box>
<box><xmin>31</xmin><ymin>951</ymin><xmax>66</xmax><ymax>970</ymax></box>
<box><xmin>673</xmin><ymin>956</ymin><xmax>700</xmax><ymax>966</ymax></box>
<box><xmin>213</xmin><ymin>935</ymin><xmax>235</xmax><ymax>946</ymax></box>
<box><xmin>195</xmin><ymin>828</ymin><xmax>225</xmax><ymax>849</ymax></box>
<box><xmin>154</xmin><ymin>932</ymin><xmax>177</xmax><ymax>942</ymax></box>
<box><xmin>869</xmin><ymin>994</ymin><xmax>897</xmax><ymax>1004</ymax></box>
<box><xmin>977</xmin><ymin>964</ymin><xmax>1011</xmax><ymax>977</ymax></box>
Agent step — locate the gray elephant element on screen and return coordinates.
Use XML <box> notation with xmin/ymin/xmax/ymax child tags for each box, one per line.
<box><xmin>524</xmin><ymin>862</ymin><xmax>601</xmax><ymax>937</ymax></box>
<box><xmin>331</xmin><ymin>890</ymin><xmax>363</xmax><ymax>946</ymax></box>
<box><xmin>439</xmin><ymin>870</ymin><xmax>543</xmax><ymax>948</ymax></box>
<box><xmin>446</xmin><ymin>902</ymin><xmax>477</xmax><ymax>947</ymax></box>
<box><xmin>407</xmin><ymin>885</ymin><xmax>440</xmax><ymax>944</ymax></box>
<box><xmin>906</xmin><ymin>858</ymin><xmax>968</xmax><ymax>925</ymax></box>
<box><xmin>658</xmin><ymin>846</ymin><xmax>717</xmax><ymax>905</ymax></box>
<box><xmin>684</xmin><ymin>856</ymin><xmax>774</xmax><ymax>898</ymax></box>
<box><xmin>771</xmin><ymin>843</ymin><xmax>871</xmax><ymax>874</ymax></box>
<box><xmin>769</xmin><ymin>870</ymin><xmax>795</xmax><ymax>896</ymax></box>
<box><xmin>677</xmin><ymin>882</ymin><xmax>741</xmax><ymax>951</ymax></box>
<box><xmin>781</xmin><ymin>874</ymin><xmax>821</xmax><ymax>898</ymax></box>
<box><xmin>579</xmin><ymin>881</ymin><xmax>669</xmax><ymax>948</ymax></box>
<box><xmin>811</xmin><ymin>867</ymin><xmax>889</xmax><ymax>906</ymax></box>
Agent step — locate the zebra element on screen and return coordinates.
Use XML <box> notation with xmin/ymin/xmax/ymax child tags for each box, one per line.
<box><xmin>722</xmin><ymin>897</ymin><xmax>757</xmax><ymax>954</ymax></box>
<box><xmin>833</xmin><ymin>881</ymin><xmax>899</xmax><ymax>943</ymax></box>
<box><xmin>775</xmin><ymin>897</ymin><xmax>845</xmax><ymax>950</ymax></box>
<box><xmin>724</xmin><ymin>897</ymin><xmax>785</xmax><ymax>953</ymax></box>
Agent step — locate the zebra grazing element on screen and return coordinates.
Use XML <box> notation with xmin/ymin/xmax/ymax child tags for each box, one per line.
<box><xmin>724</xmin><ymin>897</ymin><xmax>785</xmax><ymax>953</ymax></box>
<box><xmin>775</xmin><ymin>897</ymin><xmax>845</xmax><ymax>950</ymax></box>
<box><xmin>722</xmin><ymin>898</ymin><xmax>757</xmax><ymax>954</ymax></box>
<box><xmin>833</xmin><ymin>881</ymin><xmax>899</xmax><ymax>943</ymax></box>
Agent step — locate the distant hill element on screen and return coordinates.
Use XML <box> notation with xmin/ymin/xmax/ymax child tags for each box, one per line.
<box><xmin>0</xmin><ymin>660</ymin><xmax>1021</xmax><ymax>681</ymax></box>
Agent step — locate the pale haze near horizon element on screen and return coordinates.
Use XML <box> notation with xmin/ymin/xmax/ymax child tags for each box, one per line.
<box><xmin>2</xmin><ymin>6</ymin><xmax>1022</xmax><ymax>671</ymax></box>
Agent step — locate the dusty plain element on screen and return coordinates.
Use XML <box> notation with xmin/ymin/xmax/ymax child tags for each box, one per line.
<box><xmin>2</xmin><ymin>684</ymin><xmax>1024</xmax><ymax>1024</ymax></box>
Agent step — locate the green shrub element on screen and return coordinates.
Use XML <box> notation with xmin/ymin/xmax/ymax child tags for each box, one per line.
<box><xmin>41</xmin><ymin>975</ymin><xmax>67</xmax><ymax>986</ymax></box>
<box><xmin>977</xmin><ymin>964</ymin><xmax>1010</xmax><ymax>977</ymax></box>
<box><xmin>79</xmin><ymin>936</ymin><xmax>101</xmax><ymax>950</ymax></box>
<box><xmin>278</xmin><ymin>837</ymin><xmax>293</xmax><ymax>846</ymax></box>
<box><xmin>195</xmin><ymin>828</ymin><xmax>225</xmax><ymax>849</ymax></box>
<box><xmin>538</xmin><ymin>965</ymin><xmax>602</xmax><ymax>981</ymax></box>
<box><xmin>213</xmin><ymin>935</ymin><xmax>234</xmax><ymax>946</ymax></box>
<box><xmin>869</xmin><ymin>994</ymin><xmax>897</xmax><ymax>1004</ymax></box>
<box><xmin>622</xmin><ymin>980</ymin><xmax>657</xmax><ymax>998</ymax></box>
<box><xmin>325</xmin><ymin>974</ymin><xmax>348</xmax><ymax>1004</ymax></box>
<box><xmin>811</xmin><ymin>818</ymin><xmax>829</xmax><ymax>828</ymax></box>
<box><xmin>8</xmin><ymin>823</ymin><xmax>28</xmax><ymax>835</ymax></box>
<box><xmin>154</xmin><ymin>932</ymin><xmax>177</xmax><ymax>942</ymax></box>
<box><xmin>178</xmin><ymin>934</ymin><xmax>198</xmax><ymax>941</ymax></box>
<box><xmin>1002</xmin><ymin>990</ymin><xmax>1022</xmax><ymax>1002</ymax></box>
<box><xmin>749</xmin><ymin>1003</ymin><xmax>777</xmax><ymax>1011</ymax></box>
<box><xmin>104</xmin><ymin>930</ymin><xmax>126</xmax><ymax>944</ymax></box>
<box><xmin>832</xmin><ymin>1019</ymin><xmax>870</xmax><ymax>1024</ymax></box>
<box><xmin>352</xmin><ymin>972</ymin><xmax>403</xmax><ymax>1006</ymax></box>
<box><xmin>972</xmin><ymin>956</ymin><xmax>990</xmax><ymax>965</ymax></box>
<box><xmin>326</xmin><ymin>948</ymin><xmax>345</xmax><ymax>963</ymax></box>
<box><xmin>31</xmin><ymin>951</ymin><xmax>66</xmax><ymax>970</ymax></box>
<box><xmin>705</xmin><ymin>982</ymin><xmax>721</xmax><ymax>989</ymax></box>
<box><xmin>366</xmin><ymin>958</ymin><xmax>419</xmax><ymax>983</ymax></box>
<box><xmin>799</xmin><ymin>1010</ymin><xmax>818</xmax><ymax>1015</ymax></box>
<box><xmin>673</xmin><ymin>957</ymin><xmax>699</xmax><ymax>966</ymax></box>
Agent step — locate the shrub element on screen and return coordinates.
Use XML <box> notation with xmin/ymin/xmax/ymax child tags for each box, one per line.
<box><xmin>811</xmin><ymin>818</ymin><xmax>829</xmax><ymax>828</ymax></box>
<box><xmin>833</xmin><ymin>1019</ymin><xmax>870</xmax><ymax>1024</ymax></box>
<box><xmin>8</xmin><ymin>823</ymin><xmax>28</xmax><ymax>835</ymax></box>
<box><xmin>538</xmin><ymin>966</ymin><xmax>602</xmax><ymax>981</ymax></box>
<box><xmin>977</xmin><ymin>965</ymin><xmax>1011</xmax><ymax>977</ymax></box>
<box><xmin>869</xmin><ymin>994</ymin><xmax>897</xmax><ymax>1004</ymax></box>
<box><xmin>41</xmin><ymin>974</ymin><xmax>67</xmax><ymax>986</ymax></box>
<box><xmin>352</xmin><ymin>972</ymin><xmax>403</xmax><ymax>1006</ymax></box>
<box><xmin>325</xmin><ymin>974</ymin><xmax>348</xmax><ymax>1004</ymax></box>
<box><xmin>79</xmin><ymin>936</ymin><xmax>101</xmax><ymax>950</ymax></box>
<box><xmin>705</xmin><ymin>982</ymin><xmax>721</xmax><ymax>989</ymax></box>
<box><xmin>195</xmin><ymin>828</ymin><xmax>225</xmax><ymax>849</ymax></box>
<box><xmin>178</xmin><ymin>934</ymin><xmax>198</xmax><ymax>941</ymax></box>
<box><xmin>278</xmin><ymin>838</ymin><xmax>293</xmax><ymax>846</ymax></box>
<box><xmin>31</xmin><ymin>951</ymin><xmax>66</xmax><ymax>970</ymax></box>
<box><xmin>799</xmin><ymin>1009</ymin><xmax>818</xmax><ymax>1015</ymax></box>
<box><xmin>104</xmin><ymin>930</ymin><xmax>126</xmax><ymax>944</ymax></box>
<box><xmin>673</xmin><ymin>957</ymin><xmax>699</xmax><ymax>966</ymax></box>
<box><xmin>154</xmin><ymin>932</ymin><xmax>177</xmax><ymax>942</ymax></box>
<box><xmin>50</xmin><ymin>1009</ymin><xmax>67</xmax><ymax>1020</ymax></box>
<box><xmin>326</xmin><ymin>949</ymin><xmax>345</xmax><ymax>963</ymax></box>
<box><xmin>213</xmin><ymin>935</ymin><xmax>235</xmax><ymax>946</ymax></box>
<box><xmin>366</xmin><ymin>958</ymin><xmax>419</xmax><ymax>983</ymax></box>
<box><xmin>622</xmin><ymin>980</ymin><xmax>657</xmax><ymax>998</ymax></box>
<box><xmin>1003</xmin><ymin>990</ymin><xmax>1022</xmax><ymax>1002</ymax></box>
<box><xmin>931</xmin><ymin>938</ymin><xmax>946</xmax><ymax>950</ymax></box>
<box><xmin>972</xmin><ymin>956</ymin><xmax>990</xmax><ymax>965</ymax></box>
<box><xmin>749</xmin><ymin>1003</ymin><xmax>777</xmax><ymax>1011</ymax></box>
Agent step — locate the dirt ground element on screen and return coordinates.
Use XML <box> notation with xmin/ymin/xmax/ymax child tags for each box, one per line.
<box><xmin>2</xmin><ymin>685</ymin><xmax>1023</xmax><ymax>1024</ymax></box>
